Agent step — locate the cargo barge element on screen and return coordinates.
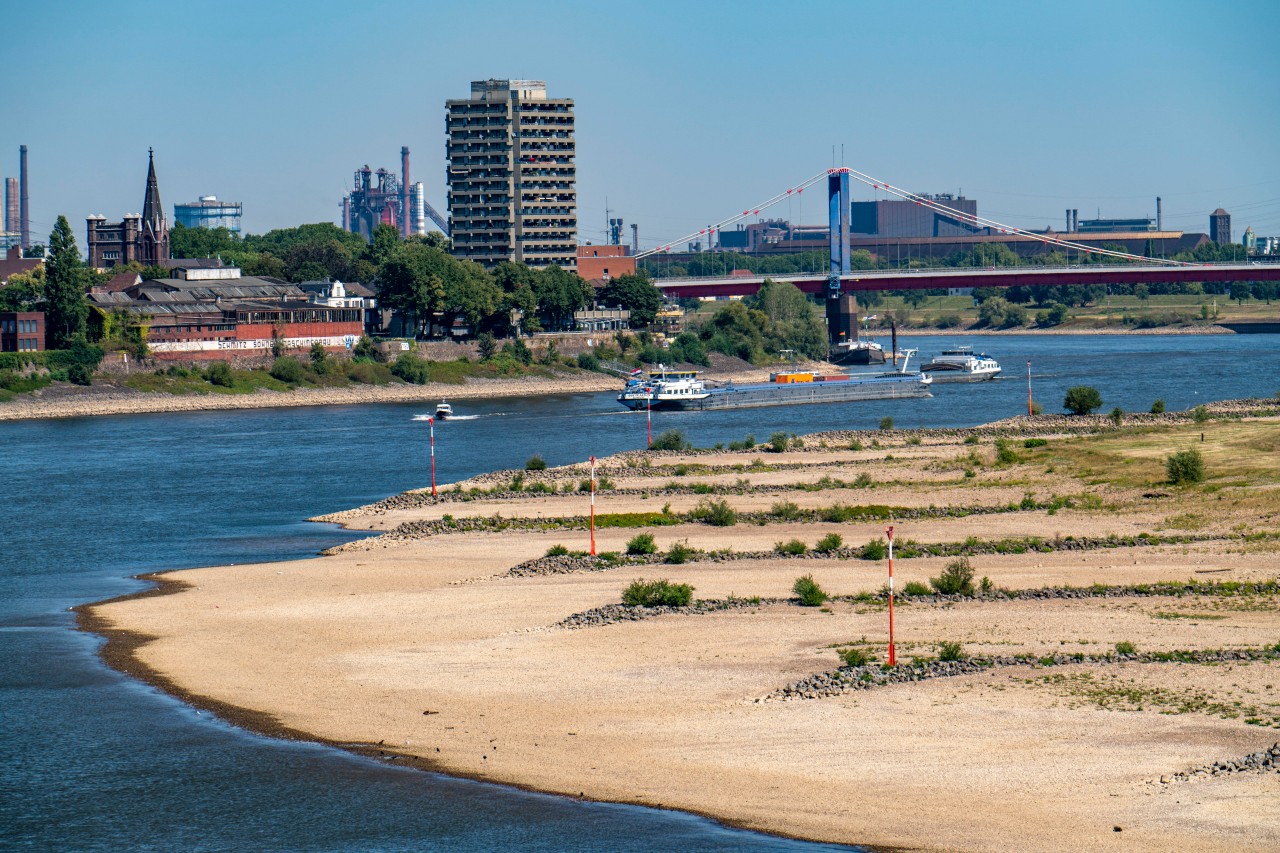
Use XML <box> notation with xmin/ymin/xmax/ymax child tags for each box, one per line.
<box><xmin>617</xmin><ymin>356</ymin><xmax>932</xmax><ymax>412</ymax></box>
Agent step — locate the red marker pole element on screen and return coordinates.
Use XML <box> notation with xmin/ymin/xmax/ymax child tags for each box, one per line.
<box><xmin>428</xmin><ymin>417</ymin><xmax>437</xmax><ymax>497</ymax></box>
<box><xmin>646</xmin><ymin>395</ymin><xmax>652</xmax><ymax>448</ymax></box>
<box><xmin>1026</xmin><ymin>360</ymin><xmax>1033</xmax><ymax>417</ymax></box>
<box><xmin>589</xmin><ymin>456</ymin><xmax>597</xmax><ymax>556</ymax></box>
<box><xmin>886</xmin><ymin>524</ymin><xmax>896</xmax><ymax>667</ymax></box>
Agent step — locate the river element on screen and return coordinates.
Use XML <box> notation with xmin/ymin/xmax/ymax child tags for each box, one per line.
<box><xmin>1</xmin><ymin>333</ymin><xmax>1275</xmax><ymax>851</ymax></box>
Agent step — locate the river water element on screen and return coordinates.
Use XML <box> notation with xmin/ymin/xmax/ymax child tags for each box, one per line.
<box><xmin>1</xmin><ymin>334</ymin><xmax>1275</xmax><ymax>851</ymax></box>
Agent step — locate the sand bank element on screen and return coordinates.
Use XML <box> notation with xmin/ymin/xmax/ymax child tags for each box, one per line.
<box><xmin>84</xmin><ymin>421</ymin><xmax>1280</xmax><ymax>851</ymax></box>
<box><xmin>0</xmin><ymin>373</ymin><xmax>620</xmax><ymax>422</ymax></box>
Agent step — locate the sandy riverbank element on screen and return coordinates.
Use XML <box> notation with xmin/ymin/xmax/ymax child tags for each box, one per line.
<box><xmin>0</xmin><ymin>374</ymin><xmax>622</xmax><ymax>422</ymax></box>
<box><xmin>84</xmin><ymin>419</ymin><xmax>1280</xmax><ymax>851</ymax></box>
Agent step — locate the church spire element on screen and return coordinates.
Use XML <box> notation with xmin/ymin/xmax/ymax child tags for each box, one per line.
<box><xmin>142</xmin><ymin>147</ymin><xmax>163</xmax><ymax>230</ymax></box>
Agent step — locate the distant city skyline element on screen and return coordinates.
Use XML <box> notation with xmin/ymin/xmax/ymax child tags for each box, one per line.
<box><xmin>3</xmin><ymin>0</ymin><xmax>1278</xmax><ymax>252</ymax></box>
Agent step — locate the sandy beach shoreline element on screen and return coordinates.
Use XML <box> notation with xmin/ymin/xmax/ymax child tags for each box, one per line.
<box><xmin>81</xmin><ymin>413</ymin><xmax>1280</xmax><ymax>851</ymax></box>
<box><xmin>0</xmin><ymin>374</ymin><xmax>622</xmax><ymax>422</ymax></box>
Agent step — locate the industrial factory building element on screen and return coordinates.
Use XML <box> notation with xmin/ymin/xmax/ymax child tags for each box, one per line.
<box><xmin>341</xmin><ymin>147</ymin><xmax>448</xmax><ymax>240</ymax></box>
<box><xmin>446</xmin><ymin>79</ymin><xmax>577</xmax><ymax>269</ymax></box>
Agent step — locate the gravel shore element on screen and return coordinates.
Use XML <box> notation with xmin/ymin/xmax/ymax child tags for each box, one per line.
<box><xmin>0</xmin><ymin>374</ymin><xmax>622</xmax><ymax>422</ymax></box>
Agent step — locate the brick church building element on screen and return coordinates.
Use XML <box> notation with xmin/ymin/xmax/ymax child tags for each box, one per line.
<box><xmin>86</xmin><ymin>149</ymin><xmax>170</xmax><ymax>269</ymax></box>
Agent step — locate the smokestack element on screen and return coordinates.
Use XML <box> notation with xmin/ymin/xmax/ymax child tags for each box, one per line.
<box><xmin>1065</xmin><ymin>209</ymin><xmax>1070</xmax><ymax>233</ymax></box>
<box><xmin>1156</xmin><ymin>197</ymin><xmax>1162</xmax><ymax>231</ymax></box>
<box><xmin>400</xmin><ymin>146</ymin><xmax>410</xmax><ymax>238</ymax></box>
<box><xmin>5</xmin><ymin>177</ymin><xmax>16</xmax><ymax>236</ymax></box>
<box><xmin>1072</xmin><ymin>209</ymin><xmax>1078</xmax><ymax>232</ymax></box>
<box><xmin>20</xmin><ymin>144</ymin><xmax>29</xmax><ymax>250</ymax></box>
<box><xmin>631</xmin><ymin>223</ymin><xmax>639</xmax><ymax>255</ymax></box>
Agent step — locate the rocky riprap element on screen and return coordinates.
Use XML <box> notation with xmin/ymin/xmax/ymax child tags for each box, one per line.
<box><xmin>1156</xmin><ymin>743</ymin><xmax>1280</xmax><ymax>784</ymax></box>
<box><xmin>763</xmin><ymin>647</ymin><xmax>1280</xmax><ymax>702</ymax></box>
<box><xmin>556</xmin><ymin>597</ymin><xmax>784</xmax><ymax>630</ymax></box>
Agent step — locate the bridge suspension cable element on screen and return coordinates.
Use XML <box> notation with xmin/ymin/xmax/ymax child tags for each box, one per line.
<box><xmin>640</xmin><ymin>167</ymin><xmax>1197</xmax><ymax>267</ymax></box>
<box><xmin>633</xmin><ymin>171</ymin><xmax>831</xmax><ymax>259</ymax></box>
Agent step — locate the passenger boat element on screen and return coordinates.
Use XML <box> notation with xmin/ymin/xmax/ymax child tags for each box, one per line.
<box><xmin>617</xmin><ymin>361</ymin><xmax>931</xmax><ymax>412</ymax></box>
<box><xmin>434</xmin><ymin>401</ymin><xmax>454</xmax><ymax>420</ymax></box>
<box><xmin>920</xmin><ymin>347</ymin><xmax>1002</xmax><ymax>383</ymax></box>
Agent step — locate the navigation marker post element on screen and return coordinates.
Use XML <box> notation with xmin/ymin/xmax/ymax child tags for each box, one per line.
<box><xmin>1027</xmin><ymin>360</ymin><xmax>1034</xmax><ymax>417</ymax></box>
<box><xmin>589</xmin><ymin>456</ymin><xmax>597</xmax><ymax>556</ymax></box>
<box><xmin>647</xmin><ymin>395</ymin><xmax>652</xmax><ymax>447</ymax></box>
<box><xmin>427</xmin><ymin>417</ymin><xmax>437</xmax><ymax>497</ymax></box>
<box><xmin>886</xmin><ymin>524</ymin><xmax>897</xmax><ymax>667</ymax></box>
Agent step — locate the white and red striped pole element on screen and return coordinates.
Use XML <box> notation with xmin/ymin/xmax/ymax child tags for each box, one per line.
<box><xmin>646</xmin><ymin>395</ymin><xmax>652</xmax><ymax>447</ymax></box>
<box><xmin>1026</xmin><ymin>360</ymin><xmax>1033</xmax><ymax>417</ymax></box>
<box><xmin>428</xmin><ymin>417</ymin><xmax>437</xmax><ymax>497</ymax></box>
<box><xmin>886</xmin><ymin>524</ymin><xmax>896</xmax><ymax>667</ymax></box>
<box><xmin>589</xmin><ymin>456</ymin><xmax>597</xmax><ymax>555</ymax></box>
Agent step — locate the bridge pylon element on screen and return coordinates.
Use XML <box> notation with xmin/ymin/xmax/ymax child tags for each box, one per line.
<box><xmin>826</xmin><ymin>170</ymin><xmax>852</xmax><ymax>346</ymax></box>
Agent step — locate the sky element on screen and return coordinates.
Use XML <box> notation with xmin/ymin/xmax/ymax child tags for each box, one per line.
<box><xmin>4</xmin><ymin>0</ymin><xmax>1279</xmax><ymax>252</ymax></box>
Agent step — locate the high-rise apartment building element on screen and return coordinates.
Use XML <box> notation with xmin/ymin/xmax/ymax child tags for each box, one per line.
<box><xmin>446</xmin><ymin>79</ymin><xmax>576</xmax><ymax>269</ymax></box>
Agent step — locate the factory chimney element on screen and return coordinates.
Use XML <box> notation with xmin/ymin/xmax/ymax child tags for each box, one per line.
<box><xmin>19</xmin><ymin>144</ymin><xmax>29</xmax><ymax>250</ymax></box>
<box><xmin>631</xmin><ymin>223</ymin><xmax>639</xmax><ymax>255</ymax></box>
<box><xmin>1065</xmin><ymin>209</ymin><xmax>1070</xmax><ymax>233</ymax></box>
<box><xmin>401</xmin><ymin>146</ymin><xmax>410</xmax><ymax>238</ymax></box>
<box><xmin>1156</xmin><ymin>197</ymin><xmax>1162</xmax><ymax>231</ymax></box>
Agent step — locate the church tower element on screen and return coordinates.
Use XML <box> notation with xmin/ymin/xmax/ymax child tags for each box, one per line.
<box><xmin>139</xmin><ymin>148</ymin><xmax>170</xmax><ymax>265</ymax></box>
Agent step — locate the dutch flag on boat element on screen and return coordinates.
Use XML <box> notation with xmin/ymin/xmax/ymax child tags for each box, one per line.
<box><xmin>630</xmin><ymin>368</ymin><xmax>643</xmax><ymax>376</ymax></box>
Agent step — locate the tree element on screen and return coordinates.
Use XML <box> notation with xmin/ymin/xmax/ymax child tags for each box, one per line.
<box><xmin>364</xmin><ymin>224</ymin><xmax>401</xmax><ymax>269</ymax></box>
<box><xmin>1063</xmin><ymin>385</ymin><xmax>1103</xmax><ymax>415</ymax></box>
<box><xmin>44</xmin><ymin>216</ymin><xmax>90</xmax><ymax>349</ymax></box>
<box><xmin>532</xmin><ymin>265</ymin><xmax>593</xmax><ymax>331</ymax></box>
<box><xmin>0</xmin><ymin>266</ymin><xmax>45</xmax><ymax>311</ymax></box>
<box><xmin>1229</xmin><ymin>282</ymin><xmax>1251</xmax><ymax>305</ymax></box>
<box><xmin>598</xmin><ymin>272</ymin><xmax>663</xmax><ymax>327</ymax></box>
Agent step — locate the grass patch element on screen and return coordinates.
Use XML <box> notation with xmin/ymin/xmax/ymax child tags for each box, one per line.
<box><xmin>622</xmin><ymin>579</ymin><xmax>694</xmax><ymax>607</ymax></box>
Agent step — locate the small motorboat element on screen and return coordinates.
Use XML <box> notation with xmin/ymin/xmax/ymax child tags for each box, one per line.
<box><xmin>434</xmin><ymin>401</ymin><xmax>454</xmax><ymax>420</ymax></box>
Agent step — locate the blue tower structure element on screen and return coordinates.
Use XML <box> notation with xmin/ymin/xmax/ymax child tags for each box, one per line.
<box><xmin>826</xmin><ymin>169</ymin><xmax>852</xmax><ymax>345</ymax></box>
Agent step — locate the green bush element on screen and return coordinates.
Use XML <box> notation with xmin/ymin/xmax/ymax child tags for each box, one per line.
<box><xmin>1165</xmin><ymin>449</ymin><xmax>1205</xmax><ymax>485</ymax></box>
<box><xmin>204</xmin><ymin>361</ymin><xmax>234</xmax><ymax>387</ymax></box>
<box><xmin>993</xmin><ymin>438</ymin><xmax>1020</xmax><ymax>465</ymax></box>
<box><xmin>848</xmin><ymin>439</ymin><xmax>864</xmax><ymax>451</ymax></box>
<box><xmin>65</xmin><ymin>363</ymin><xmax>92</xmax><ymax>386</ymax></box>
<box><xmin>814</xmin><ymin>533</ymin><xmax>843</xmax><ymax>554</ymax></box>
<box><xmin>1110</xmin><ymin>407</ymin><xmax>1124</xmax><ymax>427</ymax></box>
<box><xmin>767</xmin><ymin>431</ymin><xmax>790</xmax><ymax>453</ymax></box>
<box><xmin>664</xmin><ymin>540</ymin><xmax>697</xmax><ymax>564</ymax></box>
<box><xmin>269</xmin><ymin>356</ymin><xmax>306</xmax><ymax>384</ymax></box>
<box><xmin>980</xmin><ymin>576</ymin><xmax>994</xmax><ymax>595</ymax></box>
<box><xmin>649</xmin><ymin>429</ymin><xmax>689</xmax><ymax>451</ymax></box>
<box><xmin>690</xmin><ymin>498</ymin><xmax>737</xmax><ymax>526</ymax></box>
<box><xmin>1023</xmin><ymin>438</ymin><xmax>1048</xmax><ymax>448</ymax></box>
<box><xmin>1063</xmin><ymin>385</ymin><xmax>1103</xmax><ymax>415</ymax></box>
<box><xmin>1115</xmin><ymin>641</ymin><xmax>1137</xmax><ymax>655</ymax></box>
<box><xmin>902</xmin><ymin>580</ymin><xmax>931</xmax><ymax>596</ymax></box>
<box><xmin>860</xmin><ymin>539</ymin><xmax>887</xmax><ymax>560</ymax></box>
<box><xmin>390</xmin><ymin>352</ymin><xmax>431</xmax><ymax>384</ymax></box>
<box><xmin>879</xmin><ymin>416</ymin><xmax>894</xmax><ymax>431</ymax></box>
<box><xmin>346</xmin><ymin>361</ymin><xmax>392</xmax><ymax>385</ymax></box>
<box><xmin>937</xmin><ymin>641</ymin><xmax>967</xmax><ymax>662</ymax></box>
<box><xmin>775</xmin><ymin>539</ymin><xmax>808</xmax><ymax>556</ymax></box>
<box><xmin>622</xmin><ymin>578</ymin><xmax>694</xmax><ymax>607</ymax></box>
<box><xmin>525</xmin><ymin>454</ymin><xmax>547</xmax><ymax>471</ymax></box>
<box><xmin>352</xmin><ymin>334</ymin><xmax>383</xmax><ymax>362</ymax></box>
<box><xmin>839</xmin><ymin>647</ymin><xmax>871</xmax><ymax>667</ymax></box>
<box><xmin>930</xmin><ymin>557</ymin><xmax>975</xmax><ymax>595</ymax></box>
<box><xmin>770</xmin><ymin>500</ymin><xmax>802</xmax><ymax>520</ymax></box>
<box><xmin>576</xmin><ymin>352</ymin><xmax>600</xmax><ymax>371</ymax></box>
<box><xmin>792</xmin><ymin>574</ymin><xmax>828</xmax><ymax>606</ymax></box>
<box><xmin>1150</xmin><ymin>398</ymin><xmax>1165</xmax><ymax>414</ymax></box>
<box><xmin>545</xmin><ymin>544</ymin><xmax>570</xmax><ymax>557</ymax></box>
<box><xmin>1192</xmin><ymin>404</ymin><xmax>1209</xmax><ymax>424</ymax></box>
<box><xmin>626</xmin><ymin>533</ymin><xmax>657</xmax><ymax>555</ymax></box>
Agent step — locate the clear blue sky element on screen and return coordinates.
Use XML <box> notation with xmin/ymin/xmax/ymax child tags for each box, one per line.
<box><xmin>5</xmin><ymin>0</ymin><xmax>1278</xmax><ymax>251</ymax></box>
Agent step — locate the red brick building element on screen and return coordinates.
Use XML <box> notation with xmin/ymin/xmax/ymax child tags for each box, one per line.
<box><xmin>576</xmin><ymin>245</ymin><xmax>634</xmax><ymax>283</ymax></box>
<box><xmin>0</xmin><ymin>311</ymin><xmax>44</xmax><ymax>352</ymax></box>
